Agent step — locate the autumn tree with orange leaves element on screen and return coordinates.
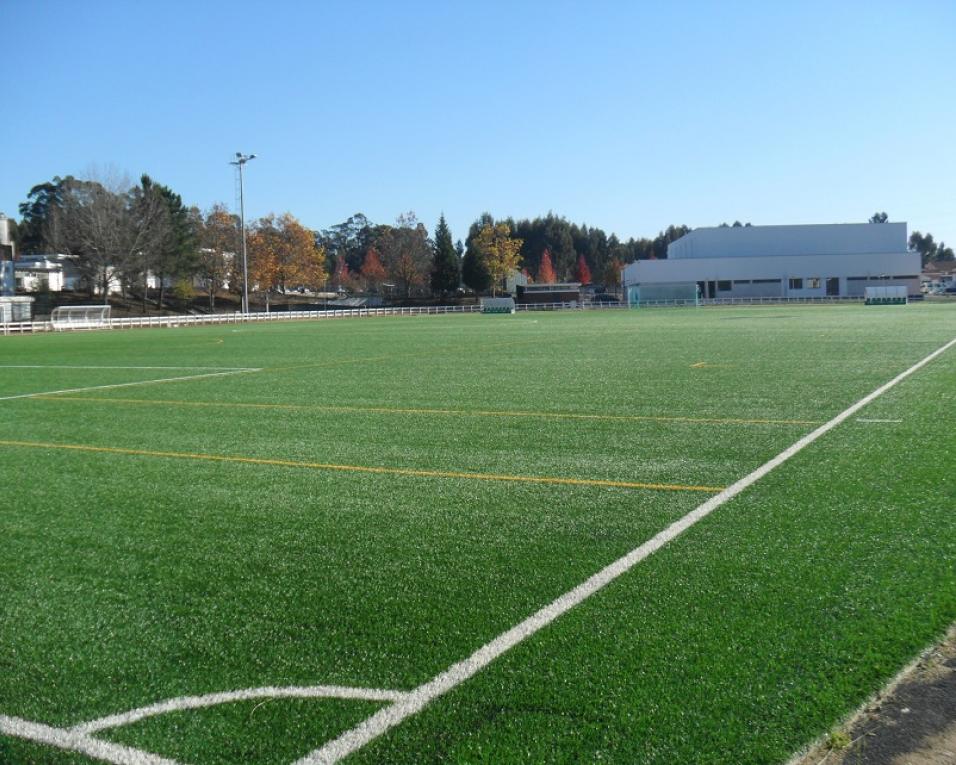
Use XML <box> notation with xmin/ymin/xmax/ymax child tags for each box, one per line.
<box><xmin>574</xmin><ymin>254</ymin><xmax>592</xmax><ymax>284</ymax></box>
<box><xmin>360</xmin><ymin>246</ymin><xmax>387</xmax><ymax>293</ymax></box>
<box><xmin>537</xmin><ymin>247</ymin><xmax>557</xmax><ymax>284</ymax></box>
<box><xmin>247</xmin><ymin>212</ymin><xmax>326</xmax><ymax>310</ymax></box>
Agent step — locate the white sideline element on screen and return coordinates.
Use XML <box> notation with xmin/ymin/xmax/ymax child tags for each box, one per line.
<box><xmin>298</xmin><ymin>335</ymin><xmax>956</xmax><ymax>764</ymax></box>
<box><xmin>0</xmin><ymin>368</ymin><xmax>261</xmax><ymax>402</ymax></box>
<box><xmin>0</xmin><ymin>714</ymin><xmax>178</xmax><ymax>765</ymax></box>
<box><xmin>0</xmin><ymin>365</ymin><xmax>254</xmax><ymax>370</ymax></box>
<box><xmin>72</xmin><ymin>685</ymin><xmax>409</xmax><ymax>734</ymax></box>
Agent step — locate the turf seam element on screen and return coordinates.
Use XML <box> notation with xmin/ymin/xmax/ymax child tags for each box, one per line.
<box><xmin>297</xmin><ymin>334</ymin><xmax>956</xmax><ymax>764</ymax></box>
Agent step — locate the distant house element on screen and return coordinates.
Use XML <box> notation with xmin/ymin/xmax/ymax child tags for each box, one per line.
<box><xmin>14</xmin><ymin>256</ymin><xmax>68</xmax><ymax>292</ymax></box>
<box><xmin>14</xmin><ymin>254</ymin><xmax>122</xmax><ymax>294</ymax></box>
<box><xmin>622</xmin><ymin>222</ymin><xmax>921</xmax><ymax>304</ymax></box>
<box><xmin>516</xmin><ymin>282</ymin><xmax>582</xmax><ymax>305</ymax></box>
<box><xmin>921</xmin><ymin>261</ymin><xmax>956</xmax><ymax>293</ymax></box>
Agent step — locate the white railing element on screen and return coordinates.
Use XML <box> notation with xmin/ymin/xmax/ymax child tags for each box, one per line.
<box><xmin>1</xmin><ymin>294</ymin><xmax>904</xmax><ymax>335</ymax></box>
<box><xmin>634</xmin><ymin>295</ymin><xmax>870</xmax><ymax>308</ymax></box>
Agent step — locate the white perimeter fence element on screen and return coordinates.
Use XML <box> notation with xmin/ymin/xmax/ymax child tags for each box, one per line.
<box><xmin>0</xmin><ymin>295</ymin><xmax>878</xmax><ymax>335</ymax></box>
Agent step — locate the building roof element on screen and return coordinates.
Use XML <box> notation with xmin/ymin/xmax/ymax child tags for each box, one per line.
<box><xmin>668</xmin><ymin>222</ymin><xmax>908</xmax><ymax>260</ymax></box>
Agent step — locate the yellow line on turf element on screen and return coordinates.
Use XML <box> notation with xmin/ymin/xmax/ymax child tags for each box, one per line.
<box><xmin>0</xmin><ymin>439</ymin><xmax>724</xmax><ymax>493</ymax></box>
<box><xmin>30</xmin><ymin>394</ymin><xmax>821</xmax><ymax>426</ymax></box>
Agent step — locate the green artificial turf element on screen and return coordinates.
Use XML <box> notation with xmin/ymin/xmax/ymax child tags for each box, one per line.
<box><xmin>1</xmin><ymin>304</ymin><xmax>954</xmax><ymax>764</ymax></box>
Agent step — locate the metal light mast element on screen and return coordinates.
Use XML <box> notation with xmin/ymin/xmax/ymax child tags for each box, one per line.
<box><xmin>230</xmin><ymin>152</ymin><xmax>256</xmax><ymax>314</ymax></box>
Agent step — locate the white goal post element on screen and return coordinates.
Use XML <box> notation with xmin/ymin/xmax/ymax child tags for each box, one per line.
<box><xmin>50</xmin><ymin>305</ymin><xmax>112</xmax><ymax>331</ymax></box>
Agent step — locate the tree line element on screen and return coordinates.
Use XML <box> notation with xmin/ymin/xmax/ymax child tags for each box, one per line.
<box><xmin>869</xmin><ymin>211</ymin><xmax>954</xmax><ymax>266</ymax></box>
<box><xmin>11</xmin><ymin>173</ymin><xmax>952</xmax><ymax>310</ymax></box>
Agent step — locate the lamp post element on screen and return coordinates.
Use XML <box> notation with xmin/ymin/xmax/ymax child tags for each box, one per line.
<box><xmin>230</xmin><ymin>152</ymin><xmax>256</xmax><ymax>314</ymax></box>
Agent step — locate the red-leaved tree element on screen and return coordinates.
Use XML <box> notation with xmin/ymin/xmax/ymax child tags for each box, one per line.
<box><xmin>538</xmin><ymin>248</ymin><xmax>557</xmax><ymax>283</ymax></box>
<box><xmin>574</xmin><ymin>255</ymin><xmax>592</xmax><ymax>284</ymax></box>
<box><xmin>333</xmin><ymin>255</ymin><xmax>351</xmax><ymax>290</ymax></box>
<box><xmin>361</xmin><ymin>247</ymin><xmax>387</xmax><ymax>292</ymax></box>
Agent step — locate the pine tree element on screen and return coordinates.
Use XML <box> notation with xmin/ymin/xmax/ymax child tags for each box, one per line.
<box><xmin>430</xmin><ymin>214</ymin><xmax>460</xmax><ymax>296</ymax></box>
<box><xmin>462</xmin><ymin>246</ymin><xmax>491</xmax><ymax>293</ymax></box>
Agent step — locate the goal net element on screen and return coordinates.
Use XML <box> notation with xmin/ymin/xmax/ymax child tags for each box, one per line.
<box><xmin>50</xmin><ymin>305</ymin><xmax>112</xmax><ymax>330</ymax></box>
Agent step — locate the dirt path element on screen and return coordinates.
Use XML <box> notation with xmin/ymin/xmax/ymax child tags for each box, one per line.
<box><xmin>796</xmin><ymin>627</ymin><xmax>956</xmax><ymax>765</ymax></box>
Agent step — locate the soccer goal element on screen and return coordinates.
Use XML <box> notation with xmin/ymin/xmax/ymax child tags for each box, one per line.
<box><xmin>50</xmin><ymin>305</ymin><xmax>112</xmax><ymax>330</ymax></box>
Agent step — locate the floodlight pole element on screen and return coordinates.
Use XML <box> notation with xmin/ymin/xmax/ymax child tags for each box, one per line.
<box><xmin>231</xmin><ymin>152</ymin><xmax>256</xmax><ymax>314</ymax></box>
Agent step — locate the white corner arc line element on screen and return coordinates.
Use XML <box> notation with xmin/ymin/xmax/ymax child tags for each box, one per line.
<box><xmin>0</xmin><ymin>714</ymin><xmax>179</xmax><ymax>765</ymax></box>
<box><xmin>71</xmin><ymin>685</ymin><xmax>409</xmax><ymax>735</ymax></box>
<box><xmin>298</xmin><ymin>335</ymin><xmax>956</xmax><ymax>765</ymax></box>
<box><xmin>0</xmin><ymin>368</ymin><xmax>262</xmax><ymax>402</ymax></box>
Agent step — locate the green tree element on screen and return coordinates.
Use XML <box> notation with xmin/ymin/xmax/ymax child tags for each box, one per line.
<box><xmin>909</xmin><ymin>231</ymin><xmax>938</xmax><ymax>266</ymax></box>
<box><xmin>461</xmin><ymin>246</ymin><xmax>491</xmax><ymax>293</ymax></box>
<box><xmin>430</xmin><ymin>214</ymin><xmax>460</xmax><ymax>297</ymax></box>
<box><xmin>130</xmin><ymin>175</ymin><xmax>197</xmax><ymax>310</ymax></box>
<box><xmin>197</xmin><ymin>204</ymin><xmax>237</xmax><ymax>309</ymax></box>
<box><xmin>869</xmin><ymin>211</ymin><xmax>889</xmax><ymax>223</ymax></box>
<box><xmin>17</xmin><ymin>176</ymin><xmax>78</xmax><ymax>254</ymax></box>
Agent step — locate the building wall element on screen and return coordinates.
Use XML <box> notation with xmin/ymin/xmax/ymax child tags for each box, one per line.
<box><xmin>668</xmin><ymin>222</ymin><xmax>907</xmax><ymax>260</ymax></box>
<box><xmin>622</xmin><ymin>250</ymin><xmax>921</xmax><ymax>299</ymax></box>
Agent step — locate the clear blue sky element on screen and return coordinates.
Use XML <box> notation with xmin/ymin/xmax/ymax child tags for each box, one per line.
<box><xmin>5</xmin><ymin>0</ymin><xmax>955</xmax><ymax>247</ymax></box>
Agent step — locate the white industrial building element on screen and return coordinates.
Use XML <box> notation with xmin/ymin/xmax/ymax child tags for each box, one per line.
<box><xmin>622</xmin><ymin>223</ymin><xmax>921</xmax><ymax>304</ymax></box>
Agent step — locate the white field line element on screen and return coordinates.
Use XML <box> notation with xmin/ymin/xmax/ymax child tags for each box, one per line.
<box><xmin>0</xmin><ymin>365</ymin><xmax>254</xmax><ymax>370</ymax></box>
<box><xmin>0</xmin><ymin>368</ymin><xmax>262</xmax><ymax>402</ymax></box>
<box><xmin>72</xmin><ymin>685</ymin><xmax>409</xmax><ymax>735</ymax></box>
<box><xmin>299</xmin><ymin>335</ymin><xmax>956</xmax><ymax>765</ymax></box>
<box><xmin>0</xmin><ymin>714</ymin><xmax>179</xmax><ymax>765</ymax></box>
<box><xmin>856</xmin><ymin>418</ymin><xmax>903</xmax><ymax>423</ymax></box>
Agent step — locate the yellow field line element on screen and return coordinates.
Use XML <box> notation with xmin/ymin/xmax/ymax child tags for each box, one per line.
<box><xmin>30</xmin><ymin>394</ymin><xmax>821</xmax><ymax>426</ymax></box>
<box><xmin>0</xmin><ymin>439</ymin><xmax>724</xmax><ymax>493</ymax></box>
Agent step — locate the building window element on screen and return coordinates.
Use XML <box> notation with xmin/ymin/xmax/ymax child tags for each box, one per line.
<box><xmin>733</xmin><ymin>280</ymin><xmax>751</xmax><ymax>285</ymax></box>
<box><xmin>789</xmin><ymin>278</ymin><xmax>803</xmax><ymax>290</ymax></box>
<box><xmin>807</xmin><ymin>278</ymin><xmax>821</xmax><ymax>289</ymax></box>
<box><xmin>717</xmin><ymin>280</ymin><xmax>732</xmax><ymax>291</ymax></box>
<box><xmin>753</xmin><ymin>278</ymin><xmax>781</xmax><ymax>284</ymax></box>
